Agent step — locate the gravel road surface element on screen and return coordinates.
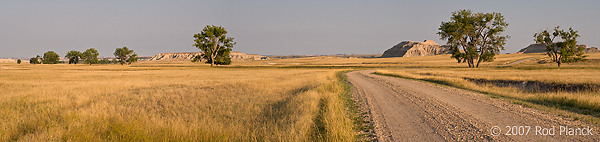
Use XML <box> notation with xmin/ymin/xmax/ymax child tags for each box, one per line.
<box><xmin>347</xmin><ymin>70</ymin><xmax>598</xmax><ymax>141</ymax></box>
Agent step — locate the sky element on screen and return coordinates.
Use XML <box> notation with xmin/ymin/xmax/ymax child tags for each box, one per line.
<box><xmin>1</xmin><ymin>0</ymin><xmax>599</xmax><ymax>58</ymax></box>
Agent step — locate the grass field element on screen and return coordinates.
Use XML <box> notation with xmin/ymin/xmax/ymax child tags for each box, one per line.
<box><xmin>1</xmin><ymin>52</ymin><xmax>599</xmax><ymax>141</ymax></box>
<box><xmin>0</xmin><ymin>63</ymin><xmax>357</xmax><ymax>141</ymax></box>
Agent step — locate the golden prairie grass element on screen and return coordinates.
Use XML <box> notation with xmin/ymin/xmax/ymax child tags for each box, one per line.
<box><xmin>227</xmin><ymin>53</ymin><xmax>548</xmax><ymax>69</ymax></box>
<box><xmin>0</xmin><ymin>63</ymin><xmax>355</xmax><ymax>141</ymax></box>
<box><xmin>2</xmin><ymin>52</ymin><xmax>598</xmax><ymax>141</ymax></box>
<box><xmin>396</xmin><ymin>67</ymin><xmax>600</xmax><ymax>84</ymax></box>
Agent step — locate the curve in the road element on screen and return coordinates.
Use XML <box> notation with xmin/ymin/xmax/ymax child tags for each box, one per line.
<box><xmin>347</xmin><ymin>70</ymin><xmax>598</xmax><ymax>141</ymax></box>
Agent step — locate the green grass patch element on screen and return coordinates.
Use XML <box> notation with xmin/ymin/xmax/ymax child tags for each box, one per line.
<box><xmin>336</xmin><ymin>71</ymin><xmax>374</xmax><ymax>141</ymax></box>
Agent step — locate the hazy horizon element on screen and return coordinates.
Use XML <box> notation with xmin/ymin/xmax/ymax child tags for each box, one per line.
<box><xmin>1</xmin><ymin>0</ymin><xmax>599</xmax><ymax>58</ymax></box>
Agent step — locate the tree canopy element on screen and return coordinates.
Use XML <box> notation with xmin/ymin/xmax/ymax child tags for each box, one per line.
<box><xmin>65</xmin><ymin>50</ymin><xmax>82</xmax><ymax>65</ymax></box>
<box><xmin>82</xmin><ymin>48</ymin><xmax>99</xmax><ymax>65</ymax></box>
<box><xmin>438</xmin><ymin>9</ymin><xmax>509</xmax><ymax>68</ymax></box>
<box><xmin>42</xmin><ymin>51</ymin><xmax>60</xmax><ymax>64</ymax></box>
<box><xmin>114</xmin><ymin>47</ymin><xmax>139</xmax><ymax>65</ymax></box>
<box><xmin>30</xmin><ymin>55</ymin><xmax>41</xmax><ymax>64</ymax></box>
<box><xmin>193</xmin><ymin>25</ymin><xmax>236</xmax><ymax>66</ymax></box>
<box><xmin>534</xmin><ymin>26</ymin><xmax>586</xmax><ymax>67</ymax></box>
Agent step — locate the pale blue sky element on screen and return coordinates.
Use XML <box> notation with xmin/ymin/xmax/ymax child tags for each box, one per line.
<box><xmin>1</xmin><ymin>0</ymin><xmax>599</xmax><ymax>58</ymax></box>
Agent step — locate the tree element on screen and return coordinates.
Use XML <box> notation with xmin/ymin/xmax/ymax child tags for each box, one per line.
<box><xmin>30</xmin><ymin>55</ymin><xmax>41</xmax><ymax>64</ymax></box>
<box><xmin>437</xmin><ymin>9</ymin><xmax>509</xmax><ymax>68</ymax></box>
<box><xmin>127</xmin><ymin>53</ymin><xmax>138</xmax><ymax>64</ymax></box>
<box><xmin>99</xmin><ymin>58</ymin><xmax>110</xmax><ymax>64</ymax></box>
<box><xmin>191</xmin><ymin>55</ymin><xmax>203</xmax><ymax>63</ymax></box>
<box><xmin>42</xmin><ymin>51</ymin><xmax>60</xmax><ymax>64</ymax></box>
<box><xmin>65</xmin><ymin>50</ymin><xmax>82</xmax><ymax>65</ymax></box>
<box><xmin>204</xmin><ymin>47</ymin><xmax>231</xmax><ymax>65</ymax></box>
<box><xmin>82</xmin><ymin>48</ymin><xmax>99</xmax><ymax>65</ymax></box>
<box><xmin>17</xmin><ymin>59</ymin><xmax>21</xmax><ymax>64</ymax></box>
<box><xmin>193</xmin><ymin>25</ymin><xmax>236</xmax><ymax>66</ymax></box>
<box><xmin>113</xmin><ymin>47</ymin><xmax>139</xmax><ymax>65</ymax></box>
<box><xmin>111</xmin><ymin>58</ymin><xmax>117</xmax><ymax>64</ymax></box>
<box><xmin>534</xmin><ymin>26</ymin><xmax>586</xmax><ymax>67</ymax></box>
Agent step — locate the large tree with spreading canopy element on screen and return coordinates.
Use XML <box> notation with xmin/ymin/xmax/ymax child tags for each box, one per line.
<box><xmin>438</xmin><ymin>9</ymin><xmax>509</xmax><ymax>68</ymax></box>
<box><xmin>193</xmin><ymin>25</ymin><xmax>236</xmax><ymax>66</ymax></box>
<box><xmin>534</xmin><ymin>26</ymin><xmax>586</xmax><ymax>67</ymax></box>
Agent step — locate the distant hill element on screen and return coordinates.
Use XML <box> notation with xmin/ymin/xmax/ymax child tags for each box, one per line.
<box><xmin>517</xmin><ymin>44</ymin><xmax>599</xmax><ymax>54</ymax></box>
<box><xmin>266</xmin><ymin>54</ymin><xmax>381</xmax><ymax>59</ymax></box>
<box><xmin>0</xmin><ymin>58</ymin><xmax>17</xmax><ymax>63</ymax></box>
<box><xmin>149</xmin><ymin>51</ymin><xmax>268</xmax><ymax>61</ymax></box>
<box><xmin>381</xmin><ymin>40</ymin><xmax>451</xmax><ymax>58</ymax></box>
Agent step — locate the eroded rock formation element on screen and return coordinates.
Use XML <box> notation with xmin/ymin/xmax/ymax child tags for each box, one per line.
<box><xmin>517</xmin><ymin>44</ymin><xmax>598</xmax><ymax>54</ymax></box>
<box><xmin>149</xmin><ymin>52</ymin><xmax>203</xmax><ymax>61</ymax></box>
<box><xmin>229</xmin><ymin>51</ymin><xmax>268</xmax><ymax>60</ymax></box>
<box><xmin>149</xmin><ymin>51</ymin><xmax>268</xmax><ymax>61</ymax></box>
<box><xmin>381</xmin><ymin>40</ymin><xmax>451</xmax><ymax>57</ymax></box>
<box><xmin>585</xmin><ymin>47</ymin><xmax>600</xmax><ymax>53</ymax></box>
<box><xmin>517</xmin><ymin>44</ymin><xmax>547</xmax><ymax>53</ymax></box>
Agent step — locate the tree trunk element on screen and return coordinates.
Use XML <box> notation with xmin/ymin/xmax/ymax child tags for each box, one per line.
<box><xmin>468</xmin><ymin>58</ymin><xmax>473</xmax><ymax>68</ymax></box>
<box><xmin>476</xmin><ymin>49</ymin><xmax>485</xmax><ymax>68</ymax></box>
<box><xmin>211</xmin><ymin>52</ymin><xmax>216</xmax><ymax>67</ymax></box>
<box><xmin>211</xmin><ymin>37</ymin><xmax>218</xmax><ymax>67</ymax></box>
<box><xmin>471</xmin><ymin>58</ymin><xmax>475</xmax><ymax>68</ymax></box>
<box><xmin>556</xmin><ymin>54</ymin><xmax>561</xmax><ymax>67</ymax></box>
<box><xmin>476</xmin><ymin>48</ymin><xmax>485</xmax><ymax>68</ymax></box>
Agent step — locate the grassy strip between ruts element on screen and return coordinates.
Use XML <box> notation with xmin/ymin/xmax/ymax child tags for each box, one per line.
<box><xmin>373</xmin><ymin>70</ymin><xmax>600</xmax><ymax>127</ymax></box>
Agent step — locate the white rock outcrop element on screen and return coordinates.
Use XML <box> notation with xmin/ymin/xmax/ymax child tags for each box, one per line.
<box><xmin>149</xmin><ymin>52</ymin><xmax>203</xmax><ymax>61</ymax></box>
<box><xmin>0</xmin><ymin>58</ymin><xmax>16</xmax><ymax>63</ymax></box>
<box><xmin>229</xmin><ymin>51</ymin><xmax>268</xmax><ymax>60</ymax></box>
<box><xmin>381</xmin><ymin>40</ymin><xmax>451</xmax><ymax>57</ymax></box>
<box><xmin>149</xmin><ymin>51</ymin><xmax>268</xmax><ymax>61</ymax></box>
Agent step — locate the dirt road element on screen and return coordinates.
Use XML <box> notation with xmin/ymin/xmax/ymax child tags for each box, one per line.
<box><xmin>499</xmin><ymin>57</ymin><xmax>537</xmax><ymax>67</ymax></box>
<box><xmin>347</xmin><ymin>70</ymin><xmax>598</xmax><ymax>141</ymax></box>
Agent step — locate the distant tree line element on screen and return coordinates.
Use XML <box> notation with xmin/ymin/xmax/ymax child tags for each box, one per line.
<box><xmin>29</xmin><ymin>47</ymin><xmax>138</xmax><ymax>65</ymax></box>
<box><xmin>27</xmin><ymin>25</ymin><xmax>239</xmax><ymax>67</ymax></box>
